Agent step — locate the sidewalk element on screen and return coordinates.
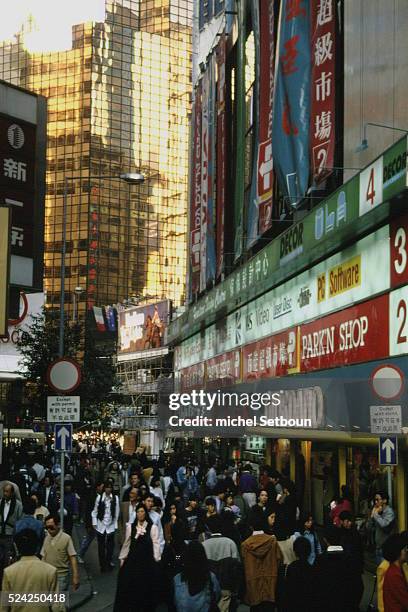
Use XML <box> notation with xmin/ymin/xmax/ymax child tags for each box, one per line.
<box><xmin>67</xmin><ymin>524</ymin><xmax>94</xmax><ymax>611</ymax></box>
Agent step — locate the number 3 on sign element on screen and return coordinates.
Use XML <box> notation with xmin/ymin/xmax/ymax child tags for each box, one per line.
<box><xmin>389</xmin><ymin>287</ymin><xmax>408</xmax><ymax>355</ymax></box>
<box><xmin>359</xmin><ymin>157</ymin><xmax>383</xmax><ymax>216</ymax></box>
<box><xmin>390</xmin><ymin>214</ymin><xmax>408</xmax><ymax>288</ymax></box>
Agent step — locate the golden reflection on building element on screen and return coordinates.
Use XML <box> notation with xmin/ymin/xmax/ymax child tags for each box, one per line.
<box><xmin>0</xmin><ymin>0</ymin><xmax>191</xmax><ymax>316</ymax></box>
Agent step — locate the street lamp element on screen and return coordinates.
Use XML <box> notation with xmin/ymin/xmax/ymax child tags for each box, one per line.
<box><xmin>355</xmin><ymin>123</ymin><xmax>408</xmax><ymax>152</ymax></box>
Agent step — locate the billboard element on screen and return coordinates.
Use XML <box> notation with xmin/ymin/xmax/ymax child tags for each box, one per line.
<box><xmin>0</xmin><ymin>207</ymin><xmax>10</xmax><ymax>336</ymax></box>
<box><xmin>0</xmin><ymin>292</ymin><xmax>44</xmax><ymax>376</ymax></box>
<box><xmin>118</xmin><ymin>301</ymin><xmax>169</xmax><ymax>354</ymax></box>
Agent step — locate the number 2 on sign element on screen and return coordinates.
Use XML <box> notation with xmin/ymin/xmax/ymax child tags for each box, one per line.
<box><xmin>397</xmin><ymin>299</ymin><xmax>407</xmax><ymax>344</ymax></box>
<box><xmin>366</xmin><ymin>168</ymin><xmax>376</xmax><ymax>205</ymax></box>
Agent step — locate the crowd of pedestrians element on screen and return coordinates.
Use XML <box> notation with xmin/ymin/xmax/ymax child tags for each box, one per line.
<box><xmin>0</xmin><ymin>437</ymin><xmax>407</xmax><ymax>611</ymax></box>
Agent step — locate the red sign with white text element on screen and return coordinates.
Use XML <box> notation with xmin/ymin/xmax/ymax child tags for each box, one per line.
<box><xmin>180</xmin><ymin>362</ymin><xmax>205</xmax><ymax>392</ymax></box>
<box><xmin>206</xmin><ymin>350</ymin><xmax>241</xmax><ymax>388</ymax></box>
<box><xmin>257</xmin><ymin>0</ymin><xmax>275</xmax><ymax>235</ymax></box>
<box><xmin>390</xmin><ymin>212</ymin><xmax>408</xmax><ymax>289</ymax></box>
<box><xmin>243</xmin><ymin>327</ymin><xmax>299</xmax><ymax>382</ymax></box>
<box><xmin>310</xmin><ymin>0</ymin><xmax>336</xmax><ymax>182</ymax></box>
<box><xmin>300</xmin><ymin>294</ymin><xmax>389</xmax><ymax>372</ymax></box>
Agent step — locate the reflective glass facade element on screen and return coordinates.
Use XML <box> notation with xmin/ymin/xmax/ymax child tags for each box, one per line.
<box><xmin>0</xmin><ymin>0</ymin><xmax>192</xmax><ymax>317</ymax></box>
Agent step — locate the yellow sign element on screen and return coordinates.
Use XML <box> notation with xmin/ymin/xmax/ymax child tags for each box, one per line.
<box><xmin>0</xmin><ymin>208</ymin><xmax>10</xmax><ymax>336</ymax></box>
<box><xmin>329</xmin><ymin>255</ymin><xmax>361</xmax><ymax>298</ymax></box>
<box><xmin>317</xmin><ymin>255</ymin><xmax>361</xmax><ymax>303</ymax></box>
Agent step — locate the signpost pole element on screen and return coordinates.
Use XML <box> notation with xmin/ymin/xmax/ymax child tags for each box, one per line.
<box><xmin>60</xmin><ymin>448</ymin><xmax>65</xmax><ymax>529</ymax></box>
<box><xmin>387</xmin><ymin>466</ymin><xmax>393</xmax><ymax>507</ymax></box>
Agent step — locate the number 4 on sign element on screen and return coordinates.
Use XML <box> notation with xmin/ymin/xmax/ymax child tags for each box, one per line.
<box><xmin>359</xmin><ymin>157</ymin><xmax>383</xmax><ymax>216</ymax></box>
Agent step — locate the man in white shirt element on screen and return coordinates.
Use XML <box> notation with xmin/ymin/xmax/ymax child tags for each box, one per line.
<box><xmin>91</xmin><ymin>481</ymin><xmax>120</xmax><ymax>572</ymax></box>
<box><xmin>143</xmin><ymin>494</ymin><xmax>165</xmax><ymax>554</ymax></box>
<box><xmin>32</xmin><ymin>457</ymin><xmax>46</xmax><ymax>483</ymax></box>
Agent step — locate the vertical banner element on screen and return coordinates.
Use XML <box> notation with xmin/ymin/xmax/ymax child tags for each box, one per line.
<box><xmin>272</xmin><ymin>0</ymin><xmax>311</xmax><ymax>207</ymax></box>
<box><xmin>234</xmin><ymin>0</ymin><xmax>246</xmax><ymax>261</ymax></box>
<box><xmin>200</xmin><ymin>69</ymin><xmax>210</xmax><ymax>292</ymax></box>
<box><xmin>190</xmin><ymin>83</ymin><xmax>202</xmax><ymax>295</ymax></box>
<box><xmin>247</xmin><ymin>0</ymin><xmax>275</xmax><ymax>247</ymax></box>
<box><xmin>216</xmin><ymin>34</ymin><xmax>227</xmax><ymax>279</ymax></box>
<box><xmin>0</xmin><ymin>207</ymin><xmax>10</xmax><ymax>336</ymax></box>
<box><xmin>311</xmin><ymin>0</ymin><xmax>336</xmax><ymax>182</ymax></box>
<box><xmin>206</xmin><ymin>56</ymin><xmax>217</xmax><ymax>286</ymax></box>
<box><xmin>258</xmin><ymin>0</ymin><xmax>275</xmax><ymax>235</ymax></box>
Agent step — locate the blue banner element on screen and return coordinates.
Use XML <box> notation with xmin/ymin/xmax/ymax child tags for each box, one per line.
<box><xmin>199</xmin><ymin>0</ymin><xmax>214</xmax><ymax>30</ymax></box>
<box><xmin>272</xmin><ymin>0</ymin><xmax>311</xmax><ymax>207</ymax></box>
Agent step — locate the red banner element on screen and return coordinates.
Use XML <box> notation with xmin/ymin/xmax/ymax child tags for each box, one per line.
<box><xmin>390</xmin><ymin>212</ymin><xmax>408</xmax><ymax>289</ymax></box>
<box><xmin>206</xmin><ymin>350</ymin><xmax>241</xmax><ymax>388</ymax></box>
<box><xmin>258</xmin><ymin>0</ymin><xmax>275</xmax><ymax>234</ymax></box>
<box><xmin>310</xmin><ymin>0</ymin><xmax>336</xmax><ymax>183</ymax></box>
<box><xmin>242</xmin><ymin>328</ymin><xmax>299</xmax><ymax>382</ymax></box>
<box><xmin>190</xmin><ymin>83</ymin><xmax>202</xmax><ymax>295</ymax></box>
<box><xmin>215</xmin><ymin>34</ymin><xmax>226</xmax><ymax>279</ymax></box>
<box><xmin>300</xmin><ymin>294</ymin><xmax>389</xmax><ymax>372</ymax></box>
<box><xmin>180</xmin><ymin>362</ymin><xmax>205</xmax><ymax>392</ymax></box>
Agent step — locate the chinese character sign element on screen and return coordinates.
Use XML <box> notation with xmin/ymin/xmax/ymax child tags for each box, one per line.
<box><xmin>216</xmin><ymin>34</ymin><xmax>226</xmax><ymax>279</ymax></box>
<box><xmin>247</xmin><ymin>0</ymin><xmax>276</xmax><ymax>247</ymax></box>
<box><xmin>272</xmin><ymin>0</ymin><xmax>311</xmax><ymax>206</ymax></box>
<box><xmin>190</xmin><ymin>83</ymin><xmax>202</xmax><ymax>295</ymax></box>
<box><xmin>311</xmin><ymin>0</ymin><xmax>336</xmax><ymax>182</ymax></box>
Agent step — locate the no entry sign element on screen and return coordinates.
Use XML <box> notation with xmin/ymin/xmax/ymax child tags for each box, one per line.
<box><xmin>47</xmin><ymin>358</ymin><xmax>81</xmax><ymax>393</ymax></box>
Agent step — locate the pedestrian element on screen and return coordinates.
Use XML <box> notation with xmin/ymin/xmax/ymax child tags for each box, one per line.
<box><xmin>164</xmin><ymin>502</ymin><xmax>186</xmax><ymax>549</ymax></box>
<box><xmin>77</xmin><ymin>480</ymin><xmax>104</xmax><ymax>564</ymax></box>
<box><xmin>105</xmin><ymin>461</ymin><xmax>122</xmax><ymax>496</ymax></box>
<box><xmin>38</xmin><ymin>474</ymin><xmax>59</xmax><ymax>515</ymax></box>
<box><xmin>239</xmin><ymin>465</ymin><xmax>258</xmax><ymax>508</ymax></box>
<box><xmin>377</xmin><ymin>533</ymin><xmax>408</xmax><ymax>612</ymax></box>
<box><xmin>114</xmin><ymin>503</ymin><xmax>161</xmax><ymax>611</ymax></box>
<box><xmin>241</xmin><ymin>513</ymin><xmax>282</xmax><ymax>611</ymax></box>
<box><xmin>41</xmin><ymin>514</ymin><xmax>80</xmax><ymax>593</ymax></box>
<box><xmin>0</xmin><ymin>483</ymin><xmax>23</xmax><ymax>562</ymax></box>
<box><xmin>330</xmin><ymin>485</ymin><xmax>353</xmax><ymax>527</ymax></box>
<box><xmin>2</xmin><ymin>529</ymin><xmax>60</xmax><ymax>612</ymax></box>
<box><xmin>91</xmin><ymin>480</ymin><xmax>120</xmax><ymax>572</ymax></box>
<box><xmin>121</xmin><ymin>473</ymin><xmax>144</xmax><ymax>502</ymax></box>
<box><xmin>382</xmin><ymin>533</ymin><xmax>408</xmax><ymax>611</ymax></box>
<box><xmin>174</xmin><ymin>540</ymin><xmax>221</xmax><ymax>611</ymax></box>
<box><xmin>203</xmin><ymin>515</ymin><xmax>240</xmax><ymax>612</ymax></box>
<box><xmin>206</xmin><ymin>462</ymin><xmax>218</xmax><ymax>495</ymax></box>
<box><xmin>293</xmin><ymin>512</ymin><xmax>322</xmax><ymax>565</ymax></box>
<box><xmin>14</xmin><ymin>497</ymin><xmax>44</xmax><ymax>551</ymax></box>
<box><xmin>223</xmin><ymin>492</ymin><xmax>241</xmax><ymax>520</ymax></box>
<box><xmin>338</xmin><ymin>510</ymin><xmax>364</xmax><ymax>610</ymax></box>
<box><xmin>369</xmin><ymin>491</ymin><xmax>396</xmax><ymax>564</ymax></box>
<box><xmin>284</xmin><ymin>536</ymin><xmax>317</xmax><ymax>612</ymax></box>
<box><xmin>314</xmin><ymin>525</ymin><xmax>353</xmax><ymax>612</ymax></box>
<box><xmin>143</xmin><ymin>493</ymin><xmax>165</xmax><ymax>554</ymax></box>
<box><xmin>62</xmin><ymin>479</ymin><xmax>78</xmax><ymax>536</ymax></box>
<box><xmin>30</xmin><ymin>493</ymin><xmax>50</xmax><ymax>523</ymax></box>
<box><xmin>277</xmin><ymin>480</ymin><xmax>298</xmax><ymax>537</ymax></box>
<box><xmin>183</xmin><ymin>494</ymin><xmax>204</xmax><ymax>541</ymax></box>
<box><xmin>119</xmin><ymin>486</ymin><xmax>139</xmax><ymax>540</ymax></box>
<box><xmin>247</xmin><ymin>489</ymin><xmax>272</xmax><ymax>533</ymax></box>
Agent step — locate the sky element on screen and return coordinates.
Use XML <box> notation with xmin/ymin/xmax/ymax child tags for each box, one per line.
<box><xmin>0</xmin><ymin>0</ymin><xmax>105</xmax><ymax>52</ymax></box>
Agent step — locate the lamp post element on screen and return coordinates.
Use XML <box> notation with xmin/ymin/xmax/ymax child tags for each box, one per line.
<box><xmin>72</xmin><ymin>286</ymin><xmax>84</xmax><ymax>323</ymax></box>
<box><xmin>57</xmin><ymin>171</ymin><xmax>144</xmax><ymax>529</ymax></box>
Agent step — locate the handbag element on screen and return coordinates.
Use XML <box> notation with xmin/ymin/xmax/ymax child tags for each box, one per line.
<box><xmin>209</xmin><ymin>575</ymin><xmax>220</xmax><ymax>612</ymax></box>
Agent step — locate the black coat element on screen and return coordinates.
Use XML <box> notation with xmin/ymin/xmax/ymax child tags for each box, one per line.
<box><xmin>284</xmin><ymin>559</ymin><xmax>317</xmax><ymax>612</ymax></box>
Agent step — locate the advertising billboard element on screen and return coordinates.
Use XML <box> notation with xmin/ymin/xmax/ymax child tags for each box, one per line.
<box><xmin>118</xmin><ymin>301</ymin><xmax>169</xmax><ymax>354</ymax></box>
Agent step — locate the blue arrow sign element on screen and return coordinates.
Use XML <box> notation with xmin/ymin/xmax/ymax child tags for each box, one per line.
<box><xmin>379</xmin><ymin>436</ymin><xmax>398</xmax><ymax>466</ymax></box>
<box><xmin>55</xmin><ymin>423</ymin><xmax>72</xmax><ymax>452</ymax></box>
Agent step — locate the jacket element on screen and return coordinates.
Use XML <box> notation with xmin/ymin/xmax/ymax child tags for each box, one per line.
<box><xmin>0</xmin><ymin>497</ymin><xmax>23</xmax><ymax>536</ymax></box>
<box><xmin>1</xmin><ymin>556</ymin><xmax>62</xmax><ymax>612</ymax></box>
<box><xmin>370</xmin><ymin>505</ymin><xmax>396</xmax><ymax>549</ymax></box>
<box><xmin>241</xmin><ymin>532</ymin><xmax>282</xmax><ymax>606</ymax></box>
<box><xmin>378</xmin><ymin>561</ymin><xmax>408</xmax><ymax>612</ymax></box>
<box><xmin>383</xmin><ymin>563</ymin><xmax>408</xmax><ymax>612</ymax></box>
<box><xmin>174</xmin><ymin>572</ymin><xmax>220</xmax><ymax>612</ymax></box>
<box><xmin>293</xmin><ymin>529</ymin><xmax>322</xmax><ymax>565</ymax></box>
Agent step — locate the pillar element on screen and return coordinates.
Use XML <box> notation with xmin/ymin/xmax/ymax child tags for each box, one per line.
<box><xmin>265</xmin><ymin>438</ymin><xmax>273</xmax><ymax>465</ymax></box>
<box><xmin>290</xmin><ymin>441</ymin><xmax>296</xmax><ymax>482</ymax></box>
<box><xmin>301</xmin><ymin>440</ymin><xmax>312</xmax><ymax>512</ymax></box>
<box><xmin>338</xmin><ymin>446</ymin><xmax>347</xmax><ymax>495</ymax></box>
<box><xmin>396</xmin><ymin>448</ymin><xmax>406</xmax><ymax>532</ymax></box>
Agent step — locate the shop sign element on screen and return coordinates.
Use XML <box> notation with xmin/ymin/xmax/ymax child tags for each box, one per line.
<box><xmin>300</xmin><ymin>294</ymin><xmax>389</xmax><ymax>372</ymax></box>
<box><xmin>178</xmin><ymin>226</ymin><xmax>390</xmax><ymax>368</ymax></box>
<box><xmin>242</xmin><ymin>328</ymin><xmax>299</xmax><ymax>382</ymax></box>
<box><xmin>390</xmin><ymin>212</ymin><xmax>408</xmax><ymax>289</ymax></box>
<box><xmin>389</xmin><ymin>285</ymin><xmax>408</xmax><ymax>356</ymax></box>
<box><xmin>206</xmin><ymin>350</ymin><xmax>241</xmax><ymax>387</ymax></box>
<box><xmin>179</xmin><ymin>362</ymin><xmax>205</xmax><ymax>392</ymax></box>
<box><xmin>370</xmin><ymin>405</ymin><xmax>402</xmax><ymax>435</ymax></box>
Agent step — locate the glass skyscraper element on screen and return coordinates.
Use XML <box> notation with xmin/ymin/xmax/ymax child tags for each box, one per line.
<box><xmin>0</xmin><ymin>0</ymin><xmax>192</xmax><ymax>317</ymax></box>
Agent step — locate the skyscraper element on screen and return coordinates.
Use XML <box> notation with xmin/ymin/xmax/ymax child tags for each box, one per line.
<box><xmin>0</xmin><ymin>0</ymin><xmax>192</xmax><ymax>318</ymax></box>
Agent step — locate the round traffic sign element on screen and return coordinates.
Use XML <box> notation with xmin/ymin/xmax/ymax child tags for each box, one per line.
<box><xmin>47</xmin><ymin>358</ymin><xmax>81</xmax><ymax>393</ymax></box>
<box><xmin>371</xmin><ymin>364</ymin><xmax>404</xmax><ymax>401</ymax></box>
